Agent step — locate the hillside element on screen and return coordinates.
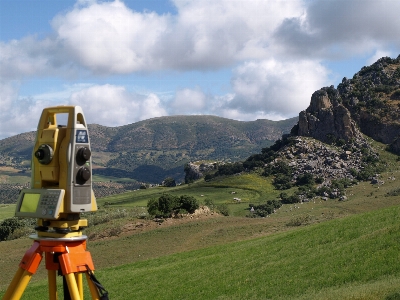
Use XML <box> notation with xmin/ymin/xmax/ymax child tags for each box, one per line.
<box><xmin>338</xmin><ymin>55</ymin><xmax>400</xmax><ymax>151</ymax></box>
<box><xmin>2</xmin><ymin>169</ymin><xmax>400</xmax><ymax>298</ymax></box>
<box><xmin>0</xmin><ymin>115</ymin><xmax>296</xmax><ymax>184</ymax></box>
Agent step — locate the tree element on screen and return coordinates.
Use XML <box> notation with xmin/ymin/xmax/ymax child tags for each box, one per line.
<box><xmin>296</xmin><ymin>173</ymin><xmax>315</xmax><ymax>186</ymax></box>
<box><xmin>147</xmin><ymin>194</ymin><xmax>199</xmax><ymax>217</ymax></box>
<box><xmin>157</xmin><ymin>194</ymin><xmax>179</xmax><ymax>217</ymax></box>
<box><xmin>273</xmin><ymin>174</ymin><xmax>293</xmax><ymax>190</ymax></box>
<box><xmin>179</xmin><ymin>195</ymin><xmax>199</xmax><ymax>213</ymax></box>
<box><xmin>147</xmin><ymin>198</ymin><xmax>160</xmax><ymax>216</ymax></box>
<box><xmin>163</xmin><ymin>177</ymin><xmax>176</xmax><ymax>187</ymax></box>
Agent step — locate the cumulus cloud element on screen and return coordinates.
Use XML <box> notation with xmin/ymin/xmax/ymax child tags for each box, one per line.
<box><xmin>69</xmin><ymin>84</ymin><xmax>167</xmax><ymax>125</ymax></box>
<box><xmin>49</xmin><ymin>0</ymin><xmax>304</xmax><ymax>73</ymax></box>
<box><xmin>170</xmin><ymin>87</ymin><xmax>207</xmax><ymax>114</ymax></box>
<box><xmin>273</xmin><ymin>0</ymin><xmax>400</xmax><ymax>59</ymax></box>
<box><xmin>52</xmin><ymin>0</ymin><xmax>170</xmax><ymax>74</ymax></box>
<box><xmin>0</xmin><ymin>82</ymin><xmax>53</xmax><ymax>138</ymax></box>
<box><xmin>0</xmin><ymin>0</ymin><xmax>399</xmax><ymax>140</ymax></box>
<box><xmin>227</xmin><ymin>59</ymin><xmax>330</xmax><ymax>118</ymax></box>
<box><xmin>0</xmin><ymin>83</ymin><xmax>168</xmax><ymax>139</ymax></box>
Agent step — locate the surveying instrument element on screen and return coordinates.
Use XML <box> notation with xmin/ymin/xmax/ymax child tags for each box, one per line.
<box><xmin>3</xmin><ymin>106</ymin><xmax>108</xmax><ymax>300</ymax></box>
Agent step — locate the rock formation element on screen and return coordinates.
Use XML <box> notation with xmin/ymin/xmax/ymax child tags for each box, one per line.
<box><xmin>298</xmin><ymin>87</ymin><xmax>363</xmax><ymax>144</ymax></box>
<box><xmin>184</xmin><ymin>162</ymin><xmax>216</xmax><ymax>183</ymax></box>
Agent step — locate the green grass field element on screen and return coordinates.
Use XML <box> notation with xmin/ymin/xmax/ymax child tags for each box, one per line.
<box><xmin>2</xmin><ymin>205</ymin><xmax>400</xmax><ymax>299</ymax></box>
<box><xmin>1</xmin><ymin>141</ymin><xmax>400</xmax><ymax>299</ymax></box>
<box><xmin>0</xmin><ymin>204</ymin><xmax>15</xmax><ymax>220</ymax></box>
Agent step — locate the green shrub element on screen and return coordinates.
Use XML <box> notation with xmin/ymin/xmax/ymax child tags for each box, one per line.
<box><xmin>248</xmin><ymin>200</ymin><xmax>282</xmax><ymax>218</ymax></box>
<box><xmin>204</xmin><ymin>198</ymin><xmax>216</xmax><ymax>211</ymax></box>
<box><xmin>296</xmin><ymin>173</ymin><xmax>315</xmax><ymax>186</ymax></box>
<box><xmin>273</xmin><ymin>174</ymin><xmax>293</xmax><ymax>190</ymax></box>
<box><xmin>218</xmin><ymin>204</ymin><xmax>230</xmax><ymax>216</ymax></box>
<box><xmin>286</xmin><ymin>214</ymin><xmax>312</xmax><ymax>226</ymax></box>
<box><xmin>0</xmin><ymin>217</ymin><xmax>35</xmax><ymax>241</ymax></box>
<box><xmin>385</xmin><ymin>188</ymin><xmax>400</xmax><ymax>197</ymax></box>
<box><xmin>147</xmin><ymin>194</ymin><xmax>200</xmax><ymax>217</ymax></box>
<box><xmin>179</xmin><ymin>195</ymin><xmax>199</xmax><ymax>213</ymax></box>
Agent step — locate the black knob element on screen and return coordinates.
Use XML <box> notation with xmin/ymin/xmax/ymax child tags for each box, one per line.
<box><xmin>35</xmin><ymin>149</ymin><xmax>45</xmax><ymax>160</ymax></box>
<box><xmin>76</xmin><ymin>147</ymin><xmax>91</xmax><ymax>165</ymax></box>
<box><xmin>34</xmin><ymin>144</ymin><xmax>53</xmax><ymax>165</ymax></box>
<box><xmin>76</xmin><ymin>166</ymin><xmax>91</xmax><ymax>184</ymax></box>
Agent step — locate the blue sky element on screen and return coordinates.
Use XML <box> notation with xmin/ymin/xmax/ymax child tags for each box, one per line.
<box><xmin>0</xmin><ymin>0</ymin><xmax>399</xmax><ymax>139</ymax></box>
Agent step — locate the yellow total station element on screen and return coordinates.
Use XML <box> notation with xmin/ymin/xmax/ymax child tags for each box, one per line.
<box><xmin>15</xmin><ymin>106</ymin><xmax>97</xmax><ymax>236</ymax></box>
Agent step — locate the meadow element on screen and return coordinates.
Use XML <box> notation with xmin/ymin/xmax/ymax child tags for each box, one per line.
<box><xmin>1</xmin><ymin>142</ymin><xmax>400</xmax><ymax>299</ymax></box>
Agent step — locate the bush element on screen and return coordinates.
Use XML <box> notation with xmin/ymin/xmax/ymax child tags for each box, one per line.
<box><xmin>216</xmin><ymin>162</ymin><xmax>244</xmax><ymax>176</ymax></box>
<box><xmin>218</xmin><ymin>204</ymin><xmax>230</xmax><ymax>216</ymax></box>
<box><xmin>157</xmin><ymin>194</ymin><xmax>180</xmax><ymax>217</ymax></box>
<box><xmin>286</xmin><ymin>214</ymin><xmax>312</xmax><ymax>226</ymax></box>
<box><xmin>273</xmin><ymin>174</ymin><xmax>293</xmax><ymax>190</ymax></box>
<box><xmin>296</xmin><ymin>173</ymin><xmax>315</xmax><ymax>186</ymax></box>
<box><xmin>163</xmin><ymin>177</ymin><xmax>176</xmax><ymax>187</ymax></box>
<box><xmin>0</xmin><ymin>217</ymin><xmax>35</xmax><ymax>241</ymax></box>
<box><xmin>249</xmin><ymin>200</ymin><xmax>282</xmax><ymax>218</ymax></box>
<box><xmin>204</xmin><ymin>198</ymin><xmax>216</xmax><ymax>211</ymax></box>
<box><xmin>179</xmin><ymin>195</ymin><xmax>199</xmax><ymax>213</ymax></box>
<box><xmin>147</xmin><ymin>194</ymin><xmax>200</xmax><ymax>217</ymax></box>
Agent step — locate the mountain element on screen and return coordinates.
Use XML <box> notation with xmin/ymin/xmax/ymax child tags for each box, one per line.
<box><xmin>0</xmin><ymin>115</ymin><xmax>297</xmax><ymax>184</ymax></box>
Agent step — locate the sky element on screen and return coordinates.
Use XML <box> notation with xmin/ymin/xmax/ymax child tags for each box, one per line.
<box><xmin>0</xmin><ymin>0</ymin><xmax>399</xmax><ymax>140</ymax></box>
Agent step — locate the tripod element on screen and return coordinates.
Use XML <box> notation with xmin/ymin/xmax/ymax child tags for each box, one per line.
<box><xmin>2</xmin><ymin>234</ymin><xmax>107</xmax><ymax>300</ymax></box>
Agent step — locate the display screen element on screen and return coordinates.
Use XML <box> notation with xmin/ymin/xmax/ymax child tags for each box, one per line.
<box><xmin>19</xmin><ymin>193</ymin><xmax>40</xmax><ymax>213</ymax></box>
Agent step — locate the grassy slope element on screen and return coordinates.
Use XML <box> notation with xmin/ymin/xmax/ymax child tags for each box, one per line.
<box><xmin>1</xmin><ymin>141</ymin><xmax>400</xmax><ymax>299</ymax></box>
<box><xmin>2</xmin><ymin>205</ymin><xmax>400</xmax><ymax>299</ymax></box>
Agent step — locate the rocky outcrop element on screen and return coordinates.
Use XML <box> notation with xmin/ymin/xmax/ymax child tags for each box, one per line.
<box><xmin>184</xmin><ymin>162</ymin><xmax>216</xmax><ymax>183</ymax></box>
<box><xmin>298</xmin><ymin>87</ymin><xmax>364</xmax><ymax>144</ymax></box>
<box><xmin>298</xmin><ymin>55</ymin><xmax>400</xmax><ymax>154</ymax></box>
<box><xmin>272</xmin><ymin>137</ymin><xmax>373</xmax><ymax>183</ymax></box>
<box><xmin>337</xmin><ymin>55</ymin><xmax>400</xmax><ymax>153</ymax></box>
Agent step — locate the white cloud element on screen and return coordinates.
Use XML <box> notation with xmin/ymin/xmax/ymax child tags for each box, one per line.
<box><xmin>170</xmin><ymin>88</ymin><xmax>207</xmax><ymax>114</ymax></box>
<box><xmin>227</xmin><ymin>59</ymin><xmax>330</xmax><ymax>118</ymax></box>
<box><xmin>52</xmin><ymin>0</ymin><xmax>170</xmax><ymax>74</ymax></box>
<box><xmin>367</xmin><ymin>49</ymin><xmax>394</xmax><ymax>65</ymax></box>
<box><xmin>49</xmin><ymin>0</ymin><xmax>304</xmax><ymax>73</ymax></box>
<box><xmin>0</xmin><ymin>82</ymin><xmax>53</xmax><ymax>138</ymax></box>
<box><xmin>1</xmin><ymin>0</ymin><xmax>399</xmax><ymax>140</ymax></box>
<box><xmin>273</xmin><ymin>0</ymin><xmax>400</xmax><ymax>59</ymax></box>
<box><xmin>69</xmin><ymin>84</ymin><xmax>167</xmax><ymax>126</ymax></box>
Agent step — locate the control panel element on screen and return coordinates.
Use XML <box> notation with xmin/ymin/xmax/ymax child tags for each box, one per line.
<box><xmin>15</xmin><ymin>189</ymin><xmax>65</xmax><ymax>219</ymax></box>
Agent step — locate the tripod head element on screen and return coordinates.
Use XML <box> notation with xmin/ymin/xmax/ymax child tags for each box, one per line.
<box><xmin>15</xmin><ymin>106</ymin><xmax>97</xmax><ymax>236</ymax></box>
